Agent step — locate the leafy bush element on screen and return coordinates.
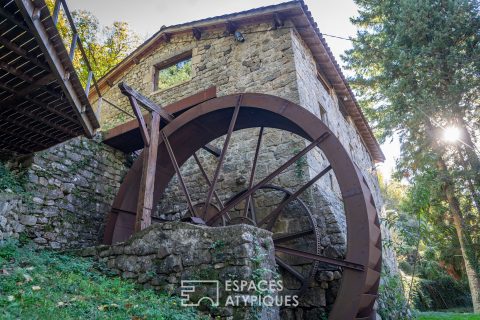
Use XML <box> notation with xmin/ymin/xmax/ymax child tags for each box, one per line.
<box><xmin>0</xmin><ymin>162</ymin><xmax>27</xmax><ymax>193</ymax></box>
<box><xmin>378</xmin><ymin>272</ymin><xmax>413</xmax><ymax>320</ymax></box>
<box><xmin>0</xmin><ymin>240</ymin><xmax>206</xmax><ymax>319</ymax></box>
<box><xmin>413</xmin><ymin>276</ymin><xmax>472</xmax><ymax>311</ymax></box>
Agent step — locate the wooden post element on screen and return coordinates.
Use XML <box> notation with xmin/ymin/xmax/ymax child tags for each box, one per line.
<box><xmin>135</xmin><ymin>111</ymin><xmax>160</xmax><ymax>231</ymax></box>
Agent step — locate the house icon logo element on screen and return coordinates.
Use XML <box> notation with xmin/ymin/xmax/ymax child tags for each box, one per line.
<box><xmin>180</xmin><ymin>280</ymin><xmax>220</xmax><ymax>307</ymax></box>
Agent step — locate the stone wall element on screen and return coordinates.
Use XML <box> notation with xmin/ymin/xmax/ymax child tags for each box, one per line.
<box><xmin>100</xmin><ymin>22</ymin><xmax>299</xmax><ymax>129</ymax></box>
<box><xmin>0</xmin><ymin>136</ymin><xmax>129</xmax><ymax>249</ymax></box>
<box><xmin>78</xmin><ymin>222</ymin><xmax>280</xmax><ymax>320</ymax></box>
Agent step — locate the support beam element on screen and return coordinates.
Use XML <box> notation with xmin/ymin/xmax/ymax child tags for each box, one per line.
<box><xmin>275</xmin><ymin>246</ymin><xmax>365</xmax><ymax>271</ymax></box>
<box><xmin>0</xmin><ymin>104</ymin><xmax>78</xmax><ymax>137</ymax></box>
<box><xmin>15</xmin><ymin>0</ymin><xmax>96</xmax><ymax>137</ymax></box>
<box><xmin>117</xmin><ymin>82</ymin><xmax>220</xmax><ymax>157</ymax></box>
<box><xmin>0</xmin><ymin>7</ymin><xmax>30</xmax><ymax>33</ymax></box>
<box><xmin>0</xmin><ymin>61</ymin><xmax>34</xmax><ymax>83</ymax></box>
<box><xmin>225</xmin><ymin>21</ymin><xmax>237</xmax><ymax>34</ymax></box>
<box><xmin>0</xmin><ymin>36</ymin><xmax>50</xmax><ymax>71</ymax></box>
<box><xmin>135</xmin><ymin>112</ymin><xmax>160</xmax><ymax>231</ymax></box>
<box><xmin>192</xmin><ymin>27</ymin><xmax>201</xmax><ymax>40</ymax></box>
<box><xmin>2</xmin><ymin>114</ymin><xmax>64</xmax><ymax>143</ymax></box>
<box><xmin>273</xmin><ymin>13</ymin><xmax>284</xmax><ymax>29</ymax></box>
<box><xmin>0</xmin><ymin>81</ymin><xmax>79</xmax><ymax>125</ymax></box>
<box><xmin>118</xmin><ymin>82</ymin><xmax>173</xmax><ymax>121</ymax></box>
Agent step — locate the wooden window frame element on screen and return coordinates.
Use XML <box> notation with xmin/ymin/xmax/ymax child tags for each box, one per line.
<box><xmin>316</xmin><ymin>69</ymin><xmax>333</xmax><ymax>93</ymax></box>
<box><xmin>153</xmin><ymin>51</ymin><xmax>193</xmax><ymax>91</ymax></box>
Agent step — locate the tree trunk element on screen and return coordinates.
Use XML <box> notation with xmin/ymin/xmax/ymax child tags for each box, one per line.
<box><xmin>438</xmin><ymin>159</ymin><xmax>480</xmax><ymax>313</ymax></box>
<box><xmin>455</xmin><ymin>146</ymin><xmax>480</xmax><ymax>215</ymax></box>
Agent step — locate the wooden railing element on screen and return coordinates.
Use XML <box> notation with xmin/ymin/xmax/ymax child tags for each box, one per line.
<box><xmin>51</xmin><ymin>0</ymin><xmax>103</xmax><ymax>120</ymax></box>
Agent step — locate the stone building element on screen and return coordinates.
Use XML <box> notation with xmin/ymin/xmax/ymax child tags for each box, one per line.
<box><xmin>92</xmin><ymin>1</ymin><xmax>394</xmax><ymax>318</ymax></box>
<box><xmin>0</xmin><ymin>1</ymin><xmax>398</xmax><ymax>318</ymax></box>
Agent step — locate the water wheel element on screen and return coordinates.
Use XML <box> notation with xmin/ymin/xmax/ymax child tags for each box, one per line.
<box><xmin>103</xmin><ymin>93</ymin><xmax>382</xmax><ymax>319</ymax></box>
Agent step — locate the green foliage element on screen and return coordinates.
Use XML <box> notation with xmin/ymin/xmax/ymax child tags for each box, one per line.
<box><xmin>45</xmin><ymin>0</ymin><xmax>141</xmax><ymax>129</ymax></box>
<box><xmin>0</xmin><ymin>241</ymin><xmax>206</xmax><ymax>319</ymax></box>
<box><xmin>378</xmin><ymin>271</ymin><xmax>413</xmax><ymax>320</ymax></box>
<box><xmin>0</xmin><ymin>162</ymin><xmax>27</xmax><ymax>193</ymax></box>
<box><xmin>209</xmin><ymin>240</ymin><xmax>225</xmax><ymax>251</ymax></box>
<box><xmin>345</xmin><ymin>0</ymin><xmax>480</xmax><ymax>311</ymax></box>
<box><xmin>156</xmin><ymin>59</ymin><xmax>192</xmax><ymax>91</ymax></box>
<box><xmin>418</xmin><ymin>310</ymin><xmax>480</xmax><ymax>319</ymax></box>
<box><xmin>413</xmin><ymin>276</ymin><xmax>472</xmax><ymax>311</ymax></box>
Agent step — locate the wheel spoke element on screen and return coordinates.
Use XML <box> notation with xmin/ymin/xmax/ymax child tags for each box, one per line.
<box><xmin>203</xmin><ymin>94</ymin><xmax>243</xmax><ymax>215</ymax></box>
<box><xmin>193</xmin><ymin>153</ymin><xmax>225</xmax><ymax>213</ymax></box>
<box><xmin>275</xmin><ymin>256</ymin><xmax>307</xmax><ymax>284</ymax></box>
<box><xmin>275</xmin><ymin>246</ymin><xmax>364</xmax><ymax>271</ymax></box>
<box><xmin>161</xmin><ymin>131</ymin><xmax>196</xmax><ymax>216</ymax></box>
<box><xmin>244</xmin><ymin>127</ymin><xmax>264</xmax><ymax>218</ymax></box>
<box><xmin>260</xmin><ymin>165</ymin><xmax>332</xmax><ymax>229</ymax></box>
<box><xmin>273</xmin><ymin>228</ymin><xmax>314</xmax><ymax>244</ymax></box>
<box><xmin>206</xmin><ymin>132</ymin><xmax>331</xmax><ymax>225</ymax></box>
<box><xmin>248</xmin><ymin>196</ymin><xmax>257</xmax><ymax>224</ymax></box>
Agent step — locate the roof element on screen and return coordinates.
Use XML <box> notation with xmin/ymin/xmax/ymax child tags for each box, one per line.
<box><xmin>94</xmin><ymin>0</ymin><xmax>385</xmax><ymax>162</ymax></box>
<box><xmin>0</xmin><ymin>0</ymin><xmax>99</xmax><ymax>156</ymax></box>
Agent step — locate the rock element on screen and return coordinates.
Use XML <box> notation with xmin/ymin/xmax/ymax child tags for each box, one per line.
<box><xmin>19</xmin><ymin>215</ymin><xmax>37</xmax><ymax>226</ymax></box>
<box><xmin>33</xmin><ymin>237</ymin><xmax>47</xmax><ymax>244</ymax></box>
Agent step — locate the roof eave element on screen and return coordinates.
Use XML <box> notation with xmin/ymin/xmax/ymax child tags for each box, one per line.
<box><xmin>93</xmin><ymin>0</ymin><xmax>385</xmax><ymax>162</ymax></box>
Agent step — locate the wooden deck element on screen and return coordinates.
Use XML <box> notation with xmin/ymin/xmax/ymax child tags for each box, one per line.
<box><xmin>0</xmin><ymin>0</ymin><xmax>99</xmax><ymax>156</ymax></box>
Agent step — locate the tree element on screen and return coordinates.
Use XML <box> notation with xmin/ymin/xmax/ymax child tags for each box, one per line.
<box><xmin>344</xmin><ymin>0</ymin><xmax>480</xmax><ymax>312</ymax></box>
<box><xmin>45</xmin><ymin>1</ymin><xmax>141</xmax><ymax>128</ymax></box>
<box><xmin>46</xmin><ymin>1</ymin><xmax>140</xmax><ymax>89</ymax></box>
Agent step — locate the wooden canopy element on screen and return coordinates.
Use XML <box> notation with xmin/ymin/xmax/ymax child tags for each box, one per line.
<box><xmin>0</xmin><ymin>0</ymin><xmax>99</xmax><ymax>156</ymax></box>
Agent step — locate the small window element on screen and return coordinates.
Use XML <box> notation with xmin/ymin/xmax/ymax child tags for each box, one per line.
<box><xmin>319</xmin><ymin>103</ymin><xmax>328</xmax><ymax>124</ymax></box>
<box><xmin>154</xmin><ymin>51</ymin><xmax>192</xmax><ymax>91</ymax></box>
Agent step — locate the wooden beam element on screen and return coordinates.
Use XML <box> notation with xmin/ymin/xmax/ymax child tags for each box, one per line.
<box><xmin>0</xmin><ymin>81</ymin><xmax>78</xmax><ymax>125</ymax></box>
<box><xmin>128</xmin><ymin>96</ymin><xmax>150</xmax><ymax>147</ymax></box>
<box><xmin>0</xmin><ymin>7</ymin><xmax>30</xmax><ymax>33</ymax></box>
<box><xmin>15</xmin><ymin>0</ymin><xmax>96</xmax><ymax>137</ymax></box>
<box><xmin>273</xmin><ymin>13</ymin><xmax>284</xmax><ymax>29</ymax></box>
<box><xmin>162</xmin><ymin>32</ymin><xmax>171</xmax><ymax>43</ymax></box>
<box><xmin>2</xmin><ymin>114</ymin><xmax>64</xmax><ymax>142</ymax></box>
<box><xmin>0</xmin><ymin>126</ymin><xmax>49</xmax><ymax>148</ymax></box>
<box><xmin>118</xmin><ymin>82</ymin><xmax>173</xmax><ymax>121</ymax></box>
<box><xmin>225</xmin><ymin>21</ymin><xmax>237</xmax><ymax>34</ymax></box>
<box><xmin>0</xmin><ymin>103</ymin><xmax>78</xmax><ymax>137</ymax></box>
<box><xmin>0</xmin><ymin>61</ymin><xmax>35</xmax><ymax>83</ymax></box>
<box><xmin>135</xmin><ymin>112</ymin><xmax>160</xmax><ymax>231</ymax></box>
<box><xmin>110</xmin><ymin>84</ymin><xmax>220</xmax><ymax>157</ymax></box>
<box><xmin>0</xmin><ymin>36</ymin><xmax>50</xmax><ymax>71</ymax></box>
<box><xmin>192</xmin><ymin>27</ymin><xmax>201</xmax><ymax>40</ymax></box>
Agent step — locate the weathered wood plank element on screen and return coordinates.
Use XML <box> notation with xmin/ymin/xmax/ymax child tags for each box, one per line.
<box><xmin>135</xmin><ymin>112</ymin><xmax>160</xmax><ymax>231</ymax></box>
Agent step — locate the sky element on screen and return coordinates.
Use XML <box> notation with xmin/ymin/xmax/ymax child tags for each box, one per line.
<box><xmin>67</xmin><ymin>0</ymin><xmax>400</xmax><ymax>179</ymax></box>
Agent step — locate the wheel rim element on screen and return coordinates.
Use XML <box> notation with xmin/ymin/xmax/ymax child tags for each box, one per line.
<box><xmin>103</xmin><ymin>93</ymin><xmax>382</xmax><ymax>319</ymax></box>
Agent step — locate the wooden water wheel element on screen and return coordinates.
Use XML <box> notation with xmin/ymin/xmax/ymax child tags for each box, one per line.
<box><xmin>103</xmin><ymin>86</ymin><xmax>382</xmax><ymax>319</ymax></box>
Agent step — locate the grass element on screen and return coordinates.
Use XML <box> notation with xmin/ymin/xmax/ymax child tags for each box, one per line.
<box><xmin>418</xmin><ymin>310</ymin><xmax>480</xmax><ymax>320</ymax></box>
<box><xmin>0</xmin><ymin>240</ymin><xmax>206</xmax><ymax>319</ymax></box>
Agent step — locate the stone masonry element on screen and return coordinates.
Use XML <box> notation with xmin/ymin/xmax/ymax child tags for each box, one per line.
<box><xmin>0</xmin><ymin>135</ymin><xmax>129</xmax><ymax>249</ymax></box>
<box><xmin>78</xmin><ymin>222</ymin><xmax>280</xmax><ymax>320</ymax></box>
